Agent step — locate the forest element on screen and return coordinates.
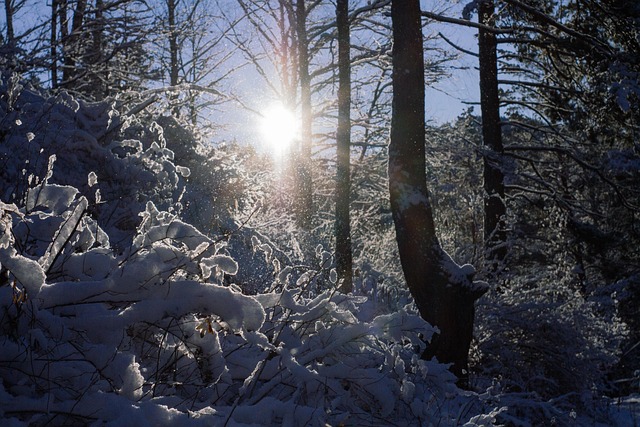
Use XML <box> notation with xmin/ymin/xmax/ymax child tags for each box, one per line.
<box><xmin>0</xmin><ymin>0</ymin><xmax>639</xmax><ymax>425</ymax></box>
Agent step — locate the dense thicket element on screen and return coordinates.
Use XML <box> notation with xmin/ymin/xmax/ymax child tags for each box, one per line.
<box><xmin>480</xmin><ymin>0</ymin><xmax>640</xmax><ymax>394</ymax></box>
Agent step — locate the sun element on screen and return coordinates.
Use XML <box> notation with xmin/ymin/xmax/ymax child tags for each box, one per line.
<box><xmin>259</xmin><ymin>103</ymin><xmax>298</xmax><ymax>155</ymax></box>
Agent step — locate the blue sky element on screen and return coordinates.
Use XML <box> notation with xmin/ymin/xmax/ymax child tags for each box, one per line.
<box><xmin>424</xmin><ymin>0</ymin><xmax>480</xmax><ymax>124</ymax></box>
<box><xmin>1</xmin><ymin>0</ymin><xmax>480</xmax><ymax>144</ymax></box>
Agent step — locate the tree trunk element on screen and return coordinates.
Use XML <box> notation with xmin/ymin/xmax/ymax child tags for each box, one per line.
<box><xmin>4</xmin><ymin>0</ymin><xmax>14</xmax><ymax>44</ymax></box>
<box><xmin>295</xmin><ymin>0</ymin><xmax>313</xmax><ymax>230</ymax></box>
<box><xmin>58</xmin><ymin>0</ymin><xmax>69</xmax><ymax>46</ymax></box>
<box><xmin>89</xmin><ymin>0</ymin><xmax>106</xmax><ymax>98</ymax></box>
<box><xmin>51</xmin><ymin>0</ymin><xmax>58</xmax><ymax>87</ymax></box>
<box><xmin>167</xmin><ymin>0</ymin><xmax>180</xmax><ymax>116</ymax></box>
<box><xmin>335</xmin><ymin>0</ymin><xmax>353</xmax><ymax>293</ymax></box>
<box><xmin>390</xmin><ymin>0</ymin><xmax>487</xmax><ymax>386</ymax></box>
<box><xmin>62</xmin><ymin>0</ymin><xmax>87</xmax><ymax>86</ymax></box>
<box><xmin>478</xmin><ymin>0</ymin><xmax>506</xmax><ymax>274</ymax></box>
<box><xmin>58</xmin><ymin>0</ymin><xmax>69</xmax><ymax>86</ymax></box>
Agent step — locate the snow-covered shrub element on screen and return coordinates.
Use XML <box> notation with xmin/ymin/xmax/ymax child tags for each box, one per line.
<box><xmin>476</xmin><ymin>279</ymin><xmax>626</xmax><ymax>387</ymax></box>
<box><xmin>472</xmin><ymin>207</ymin><xmax>629</xmax><ymax>423</ymax></box>
<box><xmin>420</xmin><ymin>113</ymin><xmax>634</xmax><ymax>423</ymax></box>
<box><xmin>0</xmin><ymin>181</ymin><xmax>502</xmax><ymax>426</ymax></box>
<box><xmin>350</xmin><ymin>150</ymin><xmax>408</xmax><ymax>305</ymax></box>
<box><xmin>131</xmin><ymin>115</ymin><xmax>253</xmax><ymax>236</ymax></box>
<box><xmin>0</xmin><ymin>71</ymin><xmax>188</xmax><ymax>248</ymax></box>
<box><xmin>0</xmin><ymin>185</ymin><xmax>255</xmax><ymax>420</ymax></box>
<box><xmin>0</xmin><ymin>75</ymin><xmax>499</xmax><ymax>423</ymax></box>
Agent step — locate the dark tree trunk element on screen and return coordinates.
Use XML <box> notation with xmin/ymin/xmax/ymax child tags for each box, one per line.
<box><xmin>57</xmin><ymin>0</ymin><xmax>69</xmax><ymax>84</ymax></box>
<box><xmin>59</xmin><ymin>0</ymin><xmax>69</xmax><ymax>39</ymax></box>
<box><xmin>167</xmin><ymin>0</ymin><xmax>180</xmax><ymax>116</ymax></box>
<box><xmin>89</xmin><ymin>0</ymin><xmax>106</xmax><ymax>97</ymax></box>
<box><xmin>478</xmin><ymin>0</ymin><xmax>506</xmax><ymax>273</ymax></box>
<box><xmin>62</xmin><ymin>0</ymin><xmax>87</xmax><ymax>86</ymax></box>
<box><xmin>390</xmin><ymin>0</ymin><xmax>487</xmax><ymax>386</ymax></box>
<box><xmin>59</xmin><ymin>0</ymin><xmax>69</xmax><ymax>46</ymax></box>
<box><xmin>4</xmin><ymin>0</ymin><xmax>14</xmax><ymax>44</ymax></box>
<box><xmin>51</xmin><ymin>0</ymin><xmax>59</xmax><ymax>87</ymax></box>
<box><xmin>295</xmin><ymin>0</ymin><xmax>313</xmax><ymax>230</ymax></box>
<box><xmin>335</xmin><ymin>0</ymin><xmax>353</xmax><ymax>293</ymax></box>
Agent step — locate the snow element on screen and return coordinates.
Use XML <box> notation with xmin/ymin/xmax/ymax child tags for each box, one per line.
<box><xmin>39</xmin><ymin>196</ymin><xmax>89</xmax><ymax>273</ymax></box>
<box><xmin>610</xmin><ymin>395</ymin><xmax>640</xmax><ymax>427</ymax></box>
<box><xmin>438</xmin><ymin>246</ymin><xmax>490</xmax><ymax>296</ymax></box>
<box><xmin>201</xmin><ymin>254</ymin><xmax>239</xmax><ymax>277</ymax></box>
<box><xmin>390</xmin><ymin>181</ymin><xmax>432</xmax><ymax>211</ymax></box>
<box><xmin>119</xmin><ymin>355</ymin><xmax>145</xmax><ymax>400</ymax></box>
<box><xmin>27</xmin><ymin>182</ymin><xmax>79</xmax><ymax>215</ymax></box>
<box><xmin>1</xmin><ymin>71</ymin><xmax>634</xmax><ymax>426</ymax></box>
<box><xmin>0</xmin><ymin>247</ymin><xmax>45</xmax><ymax>296</ymax></box>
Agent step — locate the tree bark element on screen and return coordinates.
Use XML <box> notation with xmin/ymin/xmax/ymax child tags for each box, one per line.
<box><xmin>390</xmin><ymin>0</ymin><xmax>487</xmax><ymax>386</ymax></box>
<box><xmin>295</xmin><ymin>0</ymin><xmax>313</xmax><ymax>230</ymax></box>
<box><xmin>4</xmin><ymin>0</ymin><xmax>14</xmax><ymax>44</ymax></box>
<box><xmin>89</xmin><ymin>0</ymin><xmax>106</xmax><ymax>98</ymax></box>
<box><xmin>167</xmin><ymin>0</ymin><xmax>180</xmax><ymax>116</ymax></box>
<box><xmin>51</xmin><ymin>0</ymin><xmax>58</xmax><ymax>87</ymax></box>
<box><xmin>335</xmin><ymin>0</ymin><xmax>353</xmax><ymax>293</ymax></box>
<box><xmin>478</xmin><ymin>0</ymin><xmax>507</xmax><ymax>273</ymax></box>
<box><xmin>62</xmin><ymin>0</ymin><xmax>87</xmax><ymax>86</ymax></box>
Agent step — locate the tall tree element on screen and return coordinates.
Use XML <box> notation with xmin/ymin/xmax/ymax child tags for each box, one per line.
<box><xmin>3</xmin><ymin>0</ymin><xmax>18</xmax><ymax>44</ymax></box>
<box><xmin>496</xmin><ymin>0</ymin><xmax>640</xmax><ymax>385</ymax></box>
<box><xmin>335</xmin><ymin>0</ymin><xmax>352</xmax><ymax>292</ymax></box>
<box><xmin>227</xmin><ymin>0</ymin><xmax>319</xmax><ymax>230</ymax></box>
<box><xmin>51</xmin><ymin>0</ymin><xmax>59</xmax><ymax>86</ymax></box>
<box><xmin>61</xmin><ymin>0</ymin><xmax>87</xmax><ymax>87</ymax></box>
<box><xmin>478</xmin><ymin>0</ymin><xmax>506</xmax><ymax>274</ymax></box>
<box><xmin>165</xmin><ymin>0</ymin><xmax>181</xmax><ymax>116</ymax></box>
<box><xmin>389</xmin><ymin>0</ymin><xmax>487</xmax><ymax>385</ymax></box>
<box><xmin>295</xmin><ymin>0</ymin><xmax>313</xmax><ymax>230</ymax></box>
<box><xmin>48</xmin><ymin>0</ymin><xmax>152</xmax><ymax>98</ymax></box>
<box><xmin>166</xmin><ymin>0</ymin><xmax>179</xmax><ymax>88</ymax></box>
<box><xmin>141</xmin><ymin>0</ymin><xmax>235</xmax><ymax>127</ymax></box>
